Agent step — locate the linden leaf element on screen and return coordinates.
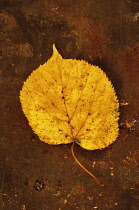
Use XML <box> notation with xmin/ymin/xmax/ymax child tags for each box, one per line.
<box><xmin>20</xmin><ymin>45</ymin><xmax>119</xmax><ymax>150</ymax></box>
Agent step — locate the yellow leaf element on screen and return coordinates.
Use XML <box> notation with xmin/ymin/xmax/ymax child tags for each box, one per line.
<box><xmin>20</xmin><ymin>45</ymin><xmax>119</xmax><ymax>150</ymax></box>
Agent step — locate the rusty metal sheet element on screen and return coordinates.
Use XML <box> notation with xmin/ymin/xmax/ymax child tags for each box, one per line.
<box><xmin>0</xmin><ymin>0</ymin><xmax>139</xmax><ymax>209</ymax></box>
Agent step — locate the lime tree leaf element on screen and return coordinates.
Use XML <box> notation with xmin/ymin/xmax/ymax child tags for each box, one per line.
<box><xmin>20</xmin><ymin>45</ymin><xmax>119</xmax><ymax>150</ymax></box>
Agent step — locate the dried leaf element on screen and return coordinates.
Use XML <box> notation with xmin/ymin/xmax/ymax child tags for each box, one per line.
<box><xmin>20</xmin><ymin>45</ymin><xmax>119</xmax><ymax>150</ymax></box>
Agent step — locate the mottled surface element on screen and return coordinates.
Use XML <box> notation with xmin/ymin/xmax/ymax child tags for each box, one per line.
<box><xmin>0</xmin><ymin>0</ymin><xmax>139</xmax><ymax>210</ymax></box>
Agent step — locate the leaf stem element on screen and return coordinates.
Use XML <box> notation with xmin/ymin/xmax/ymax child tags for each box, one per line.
<box><xmin>71</xmin><ymin>142</ymin><xmax>104</xmax><ymax>186</ymax></box>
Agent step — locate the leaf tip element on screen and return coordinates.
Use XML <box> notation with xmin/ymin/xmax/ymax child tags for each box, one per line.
<box><xmin>52</xmin><ymin>44</ymin><xmax>62</xmax><ymax>58</ymax></box>
<box><xmin>52</xmin><ymin>44</ymin><xmax>57</xmax><ymax>52</ymax></box>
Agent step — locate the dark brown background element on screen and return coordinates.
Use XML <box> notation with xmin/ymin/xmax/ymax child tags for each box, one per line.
<box><xmin>0</xmin><ymin>0</ymin><xmax>139</xmax><ymax>209</ymax></box>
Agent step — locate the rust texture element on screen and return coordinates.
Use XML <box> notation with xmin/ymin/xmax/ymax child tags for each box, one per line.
<box><xmin>0</xmin><ymin>0</ymin><xmax>139</xmax><ymax>209</ymax></box>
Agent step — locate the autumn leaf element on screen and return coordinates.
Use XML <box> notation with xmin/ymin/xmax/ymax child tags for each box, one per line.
<box><xmin>20</xmin><ymin>45</ymin><xmax>119</xmax><ymax>150</ymax></box>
